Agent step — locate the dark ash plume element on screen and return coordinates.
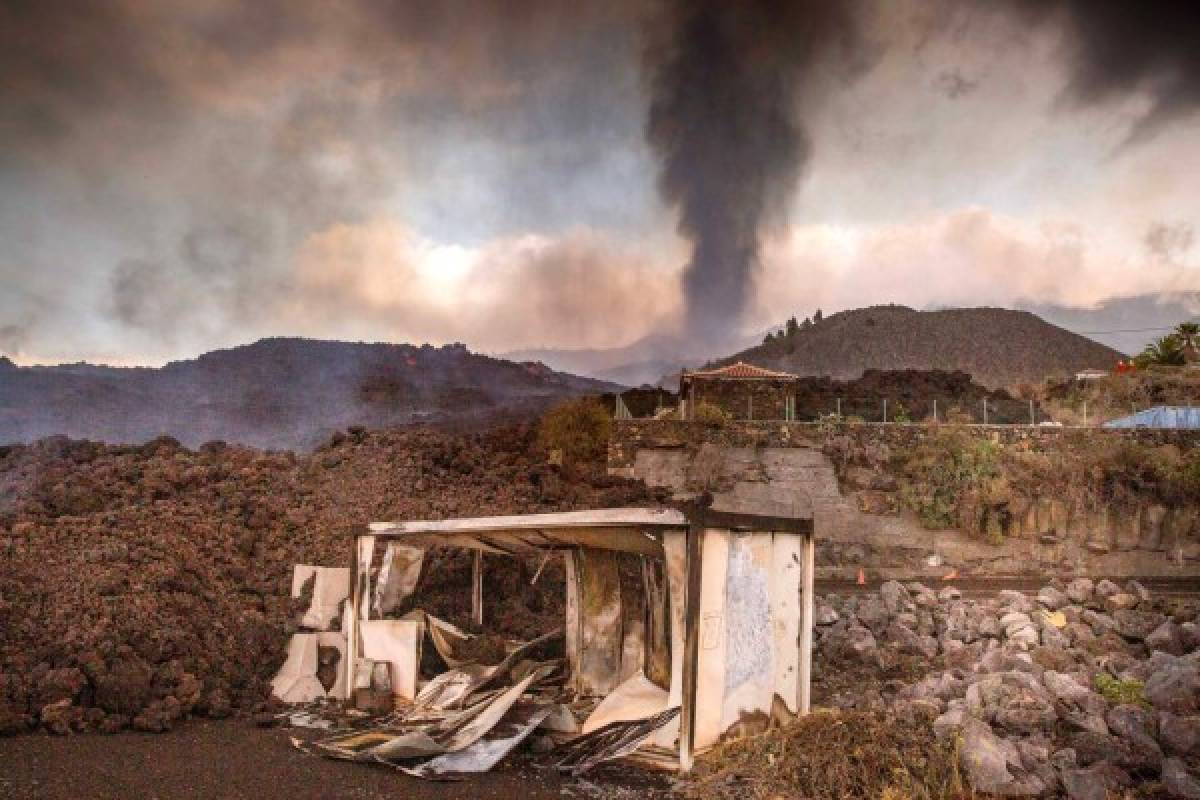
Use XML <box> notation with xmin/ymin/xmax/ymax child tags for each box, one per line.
<box><xmin>1017</xmin><ymin>0</ymin><xmax>1200</xmax><ymax>145</ymax></box>
<box><xmin>644</xmin><ymin>0</ymin><xmax>865</xmax><ymax>344</ymax></box>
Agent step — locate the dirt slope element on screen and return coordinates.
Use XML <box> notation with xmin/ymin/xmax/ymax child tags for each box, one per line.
<box><xmin>722</xmin><ymin>305</ymin><xmax>1124</xmax><ymax>388</ymax></box>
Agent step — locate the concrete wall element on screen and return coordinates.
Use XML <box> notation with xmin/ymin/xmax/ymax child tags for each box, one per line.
<box><xmin>609</xmin><ymin>420</ymin><xmax>1200</xmax><ymax>579</ymax></box>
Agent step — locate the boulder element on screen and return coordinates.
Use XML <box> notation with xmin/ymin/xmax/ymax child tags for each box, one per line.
<box><xmin>1069</xmin><ymin>730</ymin><xmax>1161</xmax><ymax>771</ymax></box>
<box><xmin>1104</xmin><ymin>593</ymin><xmax>1139</xmax><ymax>613</ymax></box>
<box><xmin>843</xmin><ymin>625</ymin><xmax>878</xmax><ymax>661</ymax></box>
<box><xmin>998</xmin><ymin>590</ymin><xmax>1035</xmax><ymax>614</ymax></box>
<box><xmin>933</xmin><ymin>707</ymin><xmax>966</xmax><ymax>740</ymax></box>
<box><xmin>1181</xmin><ymin>622</ymin><xmax>1200</xmax><ymax>653</ymax></box>
<box><xmin>1065</xmin><ymin>578</ymin><xmax>1095</xmax><ymax>605</ymax></box>
<box><xmin>880</xmin><ymin>580</ymin><xmax>913</xmax><ymax>614</ymax></box>
<box><xmin>1146</xmin><ymin>660</ymin><xmax>1200</xmax><ymax>714</ymax></box>
<box><xmin>1160</xmin><ymin>713</ymin><xmax>1200</xmax><ymax>756</ymax></box>
<box><xmin>959</xmin><ymin>718</ymin><xmax>1014</xmax><ymax>794</ymax></box>
<box><xmin>1147</xmin><ymin>621</ymin><xmax>1188</xmax><ymax>656</ymax></box>
<box><xmin>978</xmin><ymin>615</ymin><xmax>1003</xmax><ymax>639</ymax></box>
<box><xmin>1164</xmin><ymin>757</ymin><xmax>1200</xmax><ymax>800</ymax></box>
<box><xmin>1106</xmin><ymin>704</ymin><xmax>1162</xmax><ymax>762</ymax></box>
<box><xmin>1094</xmin><ymin>580</ymin><xmax>1121</xmax><ymax>600</ymax></box>
<box><xmin>966</xmin><ymin>672</ymin><xmax>1057</xmax><ymax>735</ymax></box>
<box><xmin>1114</xmin><ymin>609</ymin><xmax>1167</xmax><ymax>641</ymax></box>
<box><xmin>1081</xmin><ymin>610</ymin><xmax>1117</xmax><ymax>637</ymax></box>
<box><xmin>815</xmin><ymin>603</ymin><xmax>840</xmax><ymax>626</ymax></box>
<box><xmin>1125</xmin><ymin>580</ymin><xmax>1151</xmax><ymax>604</ymax></box>
<box><xmin>939</xmin><ymin>587</ymin><xmax>962</xmax><ymax>602</ymax></box>
<box><xmin>1060</xmin><ymin>763</ymin><xmax>1132</xmax><ymax>800</ymax></box>
<box><xmin>1037</xmin><ymin>587</ymin><xmax>1069</xmax><ymax>611</ymax></box>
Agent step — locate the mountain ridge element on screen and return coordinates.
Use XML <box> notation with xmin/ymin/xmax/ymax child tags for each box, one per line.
<box><xmin>0</xmin><ymin>337</ymin><xmax>617</xmax><ymax>450</ymax></box>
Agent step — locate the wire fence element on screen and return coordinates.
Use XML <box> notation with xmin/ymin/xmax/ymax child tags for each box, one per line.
<box><xmin>606</xmin><ymin>391</ymin><xmax>1124</xmax><ymax>427</ymax></box>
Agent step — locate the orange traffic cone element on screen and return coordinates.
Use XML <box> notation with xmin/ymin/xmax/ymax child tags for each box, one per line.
<box><xmin>857</xmin><ymin>567</ymin><xmax>866</xmax><ymax>586</ymax></box>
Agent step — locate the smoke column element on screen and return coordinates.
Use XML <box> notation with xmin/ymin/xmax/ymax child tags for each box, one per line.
<box><xmin>644</xmin><ymin>0</ymin><xmax>861</xmax><ymax>345</ymax></box>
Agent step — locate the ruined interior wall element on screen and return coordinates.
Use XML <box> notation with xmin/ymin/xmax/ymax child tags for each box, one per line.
<box><xmin>688</xmin><ymin>379</ymin><xmax>791</xmax><ymax>421</ymax></box>
<box><xmin>610</xmin><ymin>420</ymin><xmax>1200</xmax><ymax>579</ymax></box>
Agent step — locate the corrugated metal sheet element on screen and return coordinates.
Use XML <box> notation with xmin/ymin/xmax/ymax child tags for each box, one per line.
<box><xmin>1103</xmin><ymin>406</ymin><xmax>1200</xmax><ymax>429</ymax></box>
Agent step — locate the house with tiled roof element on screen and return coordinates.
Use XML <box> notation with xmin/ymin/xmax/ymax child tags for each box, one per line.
<box><xmin>678</xmin><ymin>361</ymin><xmax>801</xmax><ymax>421</ymax></box>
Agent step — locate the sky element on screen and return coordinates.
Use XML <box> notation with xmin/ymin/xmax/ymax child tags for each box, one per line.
<box><xmin>1</xmin><ymin>0</ymin><xmax>1199</xmax><ymax>366</ymax></box>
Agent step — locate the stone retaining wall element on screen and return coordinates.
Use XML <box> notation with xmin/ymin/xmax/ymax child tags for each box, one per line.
<box><xmin>609</xmin><ymin>420</ymin><xmax>1200</xmax><ymax>579</ymax></box>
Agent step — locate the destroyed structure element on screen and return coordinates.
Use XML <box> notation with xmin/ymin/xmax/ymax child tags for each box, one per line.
<box><xmin>273</xmin><ymin>506</ymin><xmax>818</xmax><ymax>776</ymax></box>
<box><xmin>679</xmin><ymin>362</ymin><xmax>801</xmax><ymax>421</ymax></box>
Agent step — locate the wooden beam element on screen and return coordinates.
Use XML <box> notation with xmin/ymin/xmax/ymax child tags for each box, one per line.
<box><xmin>678</xmin><ymin>521</ymin><xmax>705</xmax><ymax>773</ymax></box>
<box><xmin>345</xmin><ymin>533</ymin><xmax>360</xmax><ymax>701</ymax></box>
<box><xmin>690</xmin><ymin>507</ymin><xmax>813</xmax><ymax>535</ymax></box>
<box><xmin>799</xmin><ymin>533</ymin><xmax>815</xmax><ymax>715</ymax></box>
<box><xmin>368</xmin><ymin>508</ymin><xmax>687</xmax><ymax>537</ymax></box>
<box><xmin>471</xmin><ymin>550</ymin><xmax>484</xmax><ymax>628</ymax></box>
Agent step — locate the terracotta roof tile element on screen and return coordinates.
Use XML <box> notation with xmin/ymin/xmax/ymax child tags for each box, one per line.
<box><xmin>685</xmin><ymin>361</ymin><xmax>798</xmax><ymax>380</ymax></box>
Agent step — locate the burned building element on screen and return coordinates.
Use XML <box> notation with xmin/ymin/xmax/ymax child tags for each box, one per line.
<box><xmin>274</xmin><ymin>505</ymin><xmax>818</xmax><ymax>775</ymax></box>
<box><xmin>679</xmin><ymin>362</ymin><xmax>800</xmax><ymax>421</ymax></box>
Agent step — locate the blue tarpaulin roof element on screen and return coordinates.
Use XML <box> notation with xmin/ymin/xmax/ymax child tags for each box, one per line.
<box><xmin>1104</xmin><ymin>406</ymin><xmax>1200</xmax><ymax>429</ymax></box>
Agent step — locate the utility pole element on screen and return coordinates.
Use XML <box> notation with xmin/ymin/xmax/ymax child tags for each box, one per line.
<box><xmin>933</xmin><ymin>399</ymin><xmax>938</xmax><ymax>424</ymax></box>
<box><xmin>1083</xmin><ymin>401</ymin><xmax>1088</xmax><ymax>427</ymax></box>
<box><xmin>883</xmin><ymin>398</ymin><xmax>888</xmax><ymax>423</ymax></box>
<box><xmin>982</xmin><ymin>398</ymin><xmax>988</xmax><ymax>425</ymax></box>
<box><xmin>836</xmin><ymin>397</ymin><xmax>842</xmax><ymax>417</ymax></box>
<box><xmin>1029</xmin><ymin>399</ymin><xmax>1035</xmax><ymax>426</ymax></box>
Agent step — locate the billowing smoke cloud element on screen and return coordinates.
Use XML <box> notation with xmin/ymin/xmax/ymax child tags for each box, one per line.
<box><xmin>756</xmin><ymin>208</ymin><xmax>1200</xmax><ymax>324</ymax></box>
<box><xmin>1009</xmin><ymin>1</ymin><xmax>1200</xmax><ymax>145</ymax></box>
<box><xmin>643</xmin><ymin>0</ymin><xmax>869</xmax><ymax>345</ymax></box>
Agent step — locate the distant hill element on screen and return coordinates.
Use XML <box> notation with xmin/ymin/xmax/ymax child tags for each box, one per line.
<box><xmin>503</xmin><ymin>330</ymin><xmax>763</xmax><ymax>388</ymax></box>
<box><xmin>711</xmin><ymin>306</ymin><xmax>1124</xmax><ymax>389</ymax></box>
<box><xmin>0</xmin><ymin>338</ymin><xmax>616</xmax><ymax>450</ymax></box>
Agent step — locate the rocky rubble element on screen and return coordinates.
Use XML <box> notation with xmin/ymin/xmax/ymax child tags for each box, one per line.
<box><xmin>0</xmin><ymin>426</ymin><xmax>662</xmax><ymax>735</ymax></box>
<box><xmin>814</xmin><ymin>579</ymin><xmax>1200</xmax><ymax>797</ymax></box>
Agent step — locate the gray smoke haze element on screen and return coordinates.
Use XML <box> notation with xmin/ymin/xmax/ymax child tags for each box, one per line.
<box><xmin>1014</xmin><ymin>0</ymin><xmax>1200</xmax><ymax>145</ymax></box>
<box><xmin>2</xmin><ymin>0</ymin><xmax>1199</xmax><ymax>366</ymax></box>
<box><xmin>643</xmin><ymin>0</ymin><xmax>869</xmax><ymax>345</ymax></box>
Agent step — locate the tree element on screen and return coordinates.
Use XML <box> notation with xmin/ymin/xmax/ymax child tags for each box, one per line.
<box><xmin>785</xmin><ymin>316</ymin><xmax>799</xmax><ymax>337</ymax></box>
<box><xmin>1176</xmin><ymin>322</ymin><xmax>1200</xmax><ymax>362</ymax></box>
<box><xmin>537</xmin><ymin>397</ymin><xmax>612</xmax><ymax>464</ymax></box>
<box><xmin>813</xmin><ymin>308</ymin><xmax>823</xmax><ymax>324</ymax></box>
<box><xmin>801</xmin><ymin>316</ymin><xmax>813</xmax><ymax>330</ymax></box>
<box><xmin>1134</xmin><ymin>334</ymin><xmax>1187</xmax><ymax>368</ymax></box>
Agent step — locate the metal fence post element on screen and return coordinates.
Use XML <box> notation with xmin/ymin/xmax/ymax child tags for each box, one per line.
<box><xmin>982</xmin><ymin>398</ymin><xmax>988</xmax><ymax>425</ymax></box>
<box><xmin>883</xmin><ymin>398</ymin><xmax>888</xmax><ymax>424</ymax></box>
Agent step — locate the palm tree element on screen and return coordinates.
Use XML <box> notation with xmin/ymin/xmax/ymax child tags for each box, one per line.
<box><xmin>1175</xmin><ymin>322</ymin><xmax>1200</xmax><ymax>363</ymax></box>
<box><xmin>1134</xmin><ymin>334</ymin><xmax>1187</xmax><ymax>368</ymax></box>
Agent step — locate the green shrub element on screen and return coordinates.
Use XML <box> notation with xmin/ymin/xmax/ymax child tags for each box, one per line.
<box><xmin>896</xmin><ymin>429</ymin><xmax>999</xmax><ymax>530</ymax></box>
<box><xmin>692</xmin><ymin>401</ymin><xmax>731</xmax><ymax>428</ymax></box>
<box><xmin>537</xmin><ymin>397</ymin><xmax>612</xmax><ymax>464</ymax></box>
<box><xmin>1094</xmin><ymin>674</ymin><xmax>1147</xmax><ymax>707</ymax></box>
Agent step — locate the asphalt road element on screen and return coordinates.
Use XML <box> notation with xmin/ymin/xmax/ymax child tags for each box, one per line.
<box><xmin>0</xmin><ymin>719</ymin><xmax>669</xmax><ymax>800</ymax></box>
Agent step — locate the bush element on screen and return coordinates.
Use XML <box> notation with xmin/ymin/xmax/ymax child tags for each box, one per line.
<box><xmin>895</xmin><ymin>428</ymin><xmax>999</xmax><ymax>530</ymax></box>
<box><xmin>1095</xmin><ymin>674</ymin><xmax>1147</xmax><ymax>707</ymax></box>
<box><xmin>692</xmin><ymin>401</ymin><xmax>731</xmax><ymax>428</ymax></box>
<box><xmin>536</xmin><ymin>397</ymin><xmax>612</xmax><ymax>464</ymax></box>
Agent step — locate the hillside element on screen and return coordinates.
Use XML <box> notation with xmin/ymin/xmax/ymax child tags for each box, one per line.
<box><xmin>0</xmin><ymin>338</ymin><xmax>616</xmax><ymax>450</ymax></box>
<box><xmin>718</xmin><ymin>306</ymin><xmax>1124</xmax><ymax>389</ymax></box>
